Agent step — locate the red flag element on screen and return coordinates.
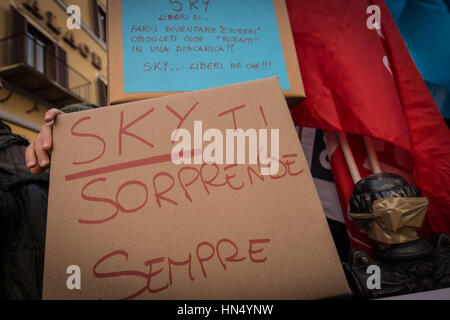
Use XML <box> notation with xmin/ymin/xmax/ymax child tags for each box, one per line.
<box><xmin>287</xmin><ymin>0</ymin><xmax>450</xmax><ymax>238</ymax></box>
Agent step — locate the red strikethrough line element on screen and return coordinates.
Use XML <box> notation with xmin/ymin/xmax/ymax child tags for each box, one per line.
<box><xmin>64</xmin><ymin>149</ymin><xmax>199</xmax><ymax>181</ymax></box>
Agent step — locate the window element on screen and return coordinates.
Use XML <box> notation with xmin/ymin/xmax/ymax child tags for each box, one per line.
<box><xmin>26</xmin><ymin>25</ymin><xmax>49</xmax><ymax>74</ymax></box>
<box><xmin>24</xmin><ymin>25</ymin><xmax>68</xmax><ymax>88</ymax></box>
<box><xmin>92</xmin><ymin>1</ymin><xmax>107</xmax><ymax>43</ymax></box>
<box><xmin>98</xmin><ymin>6</ymin><xmax>106</xmax><ymax>43</ymax></box>
<box><xmin>97</xmin><ymin>77</ymin><xmax>107</xmax><ymax>106</ymax></box>
<box><xmin>10</xmin><ymin>7</ymin><xmax>69</xmax><ymax>88</ymax></box>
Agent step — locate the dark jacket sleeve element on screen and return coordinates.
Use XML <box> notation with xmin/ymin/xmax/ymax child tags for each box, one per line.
<box><xmin>0</xmin><ymin>174</ymin><xmax>48</xmax><ymax>300</ymax></box>
<box><xmin>0</xmin><ymin>190</ymin><xmax>21</xmax><ymax>247</ymax></box>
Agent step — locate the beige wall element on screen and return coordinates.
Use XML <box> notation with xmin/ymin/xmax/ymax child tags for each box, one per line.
<box><xmin>0</xmin><ymin>0</ymin><xmax>108</xmax><ymax>141</ymax></box>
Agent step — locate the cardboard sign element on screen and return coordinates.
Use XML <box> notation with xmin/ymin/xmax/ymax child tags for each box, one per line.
<box><xmin>122</xmin><ymin>0</ymin><xmax>290</xmax><ymax>92</ymax></box>
<box><xmin>108</xmin><ymin>0</ymin><xmax>305</xmax><ymax>105</ymax></box>
<box><xmin>43</xmin><ymin>78</ymin><xmax>349</xmax><ymax>299</ymax></box>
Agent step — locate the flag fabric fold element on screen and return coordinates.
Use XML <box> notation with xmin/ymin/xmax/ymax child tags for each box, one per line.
<box><xmin>286</xmin><ymin>0</ymin><xmax>450</xmax><ymax>244</ymax></box>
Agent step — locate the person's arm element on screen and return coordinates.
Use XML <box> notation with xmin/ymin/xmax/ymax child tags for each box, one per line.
<box><xmin>25</xmin><ymin>108</ymin><xmax>63</xmax><ymax>175</ymax></box>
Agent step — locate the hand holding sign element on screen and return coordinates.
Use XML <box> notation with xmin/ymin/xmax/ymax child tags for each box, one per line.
<box><xmin>25</xmin><ymin>108</ymin><xmax>63</xmax><ymax>175</ymax></box>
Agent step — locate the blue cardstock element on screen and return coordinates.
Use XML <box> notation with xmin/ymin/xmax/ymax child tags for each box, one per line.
<box><xmin>121</xmin><ymin>0</ymin><xmax>290</xmax><ymax>92</ymax></box>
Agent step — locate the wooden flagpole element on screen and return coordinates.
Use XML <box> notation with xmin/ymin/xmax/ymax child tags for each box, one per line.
<box><xmin>363</xmin><ymin>136</ymin><xmax>382</xmax><ymax>174</ymax></box>
<box><xmin>336</xmin><ymin>132</ymin><xmax>361</xmax><ymax>184</ymax></box>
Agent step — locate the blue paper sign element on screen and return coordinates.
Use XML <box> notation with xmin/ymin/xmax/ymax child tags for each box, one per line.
<box><xmin>121</xmin><ymin>0</ymin><xmax>290</xmax><ymax>92</ymax></box>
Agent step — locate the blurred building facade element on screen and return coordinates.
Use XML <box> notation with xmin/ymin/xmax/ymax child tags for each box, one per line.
<box><xmin>0</xmin><ymin>0</ymin><xmax>107</xmax><ymax>141</ymax></box>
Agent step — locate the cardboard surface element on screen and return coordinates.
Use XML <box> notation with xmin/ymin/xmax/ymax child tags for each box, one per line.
<box><xmin>43</xmin><ymin>78</ymin><xmax>348</xmax><ymax>299</ymax></box>
<box><xmin>107</xmin><ymin>0</ymin><xmax>305</xmax><ymax>105</ymax></box>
